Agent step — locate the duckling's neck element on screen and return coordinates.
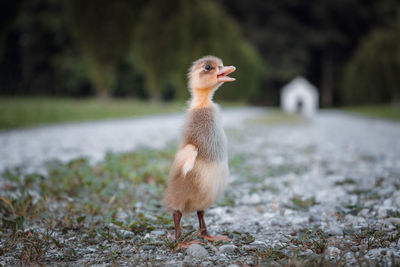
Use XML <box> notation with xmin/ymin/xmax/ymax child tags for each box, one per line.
<box><xmin>190</xmin><ymin>89</ymin><xmax>214</xmax><ymax>109</ymax></box>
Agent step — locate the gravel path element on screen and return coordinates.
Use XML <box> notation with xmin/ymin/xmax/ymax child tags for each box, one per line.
<box><xmin>200</xmin><ymin>111</ymin><xmax>400</xmax><ymax>265</ymax></box>
<box><xmin>1</xmin><ymin>109</ymin><xmax>400</xmax><ymax>266</ymax></box>
<box><xmin>0</xmin><ymin>107</ymin><xmax>261</xmax><ymax>174</ymax></box>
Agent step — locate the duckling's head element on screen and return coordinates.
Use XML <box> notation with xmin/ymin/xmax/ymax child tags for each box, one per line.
<box><xmin>188</xmin><ymin>55</ymin><xmax>236</xmax><ymax>93</ymax></box>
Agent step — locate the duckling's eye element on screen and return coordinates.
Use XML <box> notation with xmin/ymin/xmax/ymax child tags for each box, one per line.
<box><xmin>204</xmin><ymin>65</ymin><xmax>211</xmax><ymax>71</ymax></box>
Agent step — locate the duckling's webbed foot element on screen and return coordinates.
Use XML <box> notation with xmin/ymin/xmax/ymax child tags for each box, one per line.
<box><xmin>173</xmin><ymin>210</ymin><xmax>182</xmax><ymax>240</ymax></box>
<box><xmin>197</xmin><ymin>210</ymin><xmax>229</xmax><ymax>242</ymax></box>
<box><xmin>202</xmin><ymin>234</ymin><xmax>229</xmax><ymax>242</ymax></box>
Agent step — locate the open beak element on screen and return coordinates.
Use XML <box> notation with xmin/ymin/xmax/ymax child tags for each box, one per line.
<box><xmin>217</xmin><ymin>66</ymin><xmax>236</xmax><ymax>82</ymax></box>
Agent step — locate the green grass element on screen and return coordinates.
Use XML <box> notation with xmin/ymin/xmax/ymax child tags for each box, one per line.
<box><xmin>343</xmin><ymin>104</ymin><xmax>400</xmax><ymax>121</ymax></box>
<box><xmin>0</xmin><ymin>97</ymin><xmax>185</xmax><ymax>130</ymax></box>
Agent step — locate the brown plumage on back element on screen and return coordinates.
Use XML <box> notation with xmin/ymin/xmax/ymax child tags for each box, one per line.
<box><xmin>163</xmin><ymin>55</ymin><xmax>236</xmax><ymax>242</ymax></box>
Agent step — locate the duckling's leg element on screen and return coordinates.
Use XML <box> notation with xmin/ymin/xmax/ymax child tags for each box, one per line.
<box><xmin>174</xmin><ymin>210</ymin><xmax>203</xmax><ymax>248</ymax></box>
<box><xmin>197</xmin><ymin>210</ymin><xmax>207</xmax><ymax>235</ymax></box>
<box><xmin>197</xmin><ymin>210</ymin><xmax>229</xmax><ymax>242</ymax></box>
<box><xmin>173</xmin><ymin>210</ymin><xmax>182</xmax><ymax>240</ymax></box>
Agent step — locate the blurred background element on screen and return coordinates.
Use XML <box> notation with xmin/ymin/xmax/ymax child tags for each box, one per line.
<box><xmin>0</xmin><ymin>0</ymin><xmax>399</xmax><ymax>128</ymax></box>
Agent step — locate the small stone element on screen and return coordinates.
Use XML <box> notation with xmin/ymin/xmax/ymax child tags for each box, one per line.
<box><xmin>326</xmin><ymin>246</ymin><xmax>341</xmax><ymax>259</ymax></box>
<box><xmin>250</xmin><ymin>241</ymin><xmax>267</xmax><ymax>249</ymax></box>
<box><xmin>383</xmin><ymin>199</ymin><xmax>392</xmax><ymax>207</ymax></box>
<box><xmin>150</xmin><ymin>230</ymin><xmax>164</xmax><ymax>237</ymax></box>
<box><xmin>367</xmin><ymin>248</ymin><xmax>382</xmax><ymax>258</ymax></box>
<box><xmin>183</xmin><ymin>255</ymin><xmax>193</xmax><ymax>264</ymax></box>
<box><xmin>63</xmin><ymin>248</ymin><xmax>74</xmax><ymax>257</ymax></box>
<box><xmin>291</xmin><ymin>216</ymin><xmax>309</xmax><ymax>224</ymax></box>
<box><xmin>392</xmin><ymin>192</ymin><xmax>400</xmax><ymax>208</ymax></box>
<box><xmin>291</xmin><ymin>224</ymin><xmax>303</xmax><ymax>232</ymax></box>
<box><xmin>328</xmin><ymin>226</ymin><xmax>343</xmax><ymax>236</ymax></box>
<box><xmin>87</xmin><ymin>246</ymin><xmax>97</xmax><ymax>252</ymax></box>
<box><xmin>388</xmin><ymin>217</ymin><xmax>400</xmax><ymax>226</ymax></box>
<box><xmin>309</xmin><ymin>214</ymin><xmax>323</xmax><ymax>222</ymax></box>
<box><xmin>377</xmin><ymin>207</ymin><xmax>390</xmax><ymax>219</ymax></box>
<box><xmin>284</xmin><ymin>209</ymin><xmax>294</xmax><ymax>216</ymax></box>
<box><xmin>344</xmin><ymin>214</ymin><xmax>356</xmax><ymax>226</ymax></box>
<box><xmin>358</xmin><ymin>208</ymin><xmax>369</xmax><ymax>218</ymax></box>
<box><xmin>227</xmin><ymin>264</ymin><xmax>240</xmax><ymax>267</ymax></box>
<box><xmin>243</xmin><ymin>193</ymin><xmax>262</xmax><ymax>205</ymax></box>
<box><xmin>269</xmin><ymin>218</ymin><xmax>289</xmax><ymax>227</ymax></box>
<box><xmin>186</xmin><ymin>244</ymin><xmax>209</xmax><ymax>259</ymax></box>
<box><xmin>119</xmin><ymin>229</ymin><xmax>134</xmax><ymax>238</ymax></box>
<box><xmin>219</xmin><ymin>245</ymin><xmax>237</xmax><ymax>255</ymax></box>
<box><xmin>364</xmin><ymin>200</ymin><xmax>375</xmax><ymax>208</ymax></box>
<box><xmin>349</xmin><ymin>195</ymin><xmax>357</xmax><ymax>205</ymax></box>
<box><xmin>344</xmin><ymin>214</ymin><xmax>366</xmax><ymax>227</ymax></box>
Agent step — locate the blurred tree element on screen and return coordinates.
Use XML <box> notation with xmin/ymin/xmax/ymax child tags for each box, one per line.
<box><xmin>342</xmin><ymin>18</ymin><xmax>400</xmax><ymax>105</ymax></box>
<box><xmin>0</xmin><ymin>0</ymin><xmax>78</xmax><ymax>95</ymax></box>
<box><xmin>1</xmin><ymin>0</ymin><xmax>399</xmax><ymax>106</ymax></box>
<box><xmin>219</xmin><ymin>0</ymin><xmax>400</xmax><ymax>106</ymax></box>
<box><xmin>114</xmin><ymin>54</ymin><xmax>146</xmax><ymax>98</ymax></box>
<box><xmin>65</xmin><ymin>0</ymin><xmax>145</xmax><ymax>98</ymax></box>
<box><xmin>0</xmin><ymin>1</ymin><xmax>22</xmax><ymax>63</ymax></box>
<box><xmin>133</xmin><ymin>0</ymin><xmax>261</xmax><ymax>101</ymax></box>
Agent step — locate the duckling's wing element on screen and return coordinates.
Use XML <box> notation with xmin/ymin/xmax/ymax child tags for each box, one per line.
<box><xmin>175</xmin><ymin>144</ymin><xmax>198</xmax><ymax>177</ymax></box>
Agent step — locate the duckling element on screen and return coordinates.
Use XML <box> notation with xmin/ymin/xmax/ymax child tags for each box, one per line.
<box><xmin>163</xmin><ymin>55</ymin><xmax>236</xmax><ymax>242</ymax></box>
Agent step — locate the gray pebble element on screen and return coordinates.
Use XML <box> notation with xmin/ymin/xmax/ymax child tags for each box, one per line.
<box><xmin>119</xmin><ymin>229</ymin><xmax>134</xmax><ymax>238</ymax></box>
<box><xmin>291</xmin><ymin>216</ymin><xmax>309</xmax><ymax>224</ymax></box>
<box><xmin>388</xmin><ymin>217</ymin><xmax>400</xmax><ymax>226</ymax></box>
<box><xmin>328</xmin><ymin>226</ymin><xmax>343</xmax><ymax>236</ymax></box>
<box><xmin>249</xmin><ymin>240</ymin><xmax>268</xmax><ymax>249</ymax></box>
<box><xmin>377</xmin><ymin>206</ymin><xmax>390</xmax><ymax>219</ymax></box>
<box><xmin>358</xmin><ymin>208</ymin><xmax>370</xmax><ymax>217</ymax></box>
<box><xmin>326</xmin><ymin>246</ymin><xmax>341</xmax><ymax>260</ymax></box>
<box><xmin>183</xmin><ymin>255</ymin><xmax>192</xmax><ymax>261</ymax></box>
<box><xmin>150</xmin><ymin>230</ymin><xmax>165</xmax><ymax>237</ymax></box>
<box><xmin>63</xmin><ymin>248</ymin><xmax>74</xmax><ymax>257</ymax></box>
<box><xmin>219</xmin><ymin>244</ymin><xmax>237</xmax><ymax>255</ymax></box>
<box><xmin>186</xmin><ymin>244</ymin><xmax>209</xmax><ymax>259</ymax></box>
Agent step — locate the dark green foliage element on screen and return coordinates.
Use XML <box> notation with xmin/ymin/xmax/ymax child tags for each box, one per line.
<box><xmin>65</xmin><ymin>0</ymin><xmax>145</xmax><ymax>98</ymax></box>
<box><xmin>219</xmin><ymin>0</ymin><xmax>400</xmax><ymax>106</ymax></box>
<box><xmin>114</xmin><ymin>56</ymin><xmax>146</xmax><ymax>98</ymax></box>
<box><xmin>0</xmin><ymin>1</ymin><xmax>21</xmax><ymax>62</ymax></box>
<box><xmin>0</xmin><ymin>0</ymin><xmax>400</xmax><ymax>105</ymax></box>
<box><xmin>133</xmin><ymin>0</ymin><xmax>261</xmax><ymax>101</ymax></box>
<box><xmin>0</xmin><ymin>0</ymin><xmax>84</xmax><ymax>96</ymax></box>
<box><xmin>342</xmin><ymin>20</ymin><xmax>400</xmax><ymax>105</ymax></box>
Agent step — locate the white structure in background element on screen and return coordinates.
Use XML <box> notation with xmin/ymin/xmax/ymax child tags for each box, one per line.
<box><xmin>281</xmin><ymin>76</ymin><xmax>319</xmax><ymax>118</ymax></box>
